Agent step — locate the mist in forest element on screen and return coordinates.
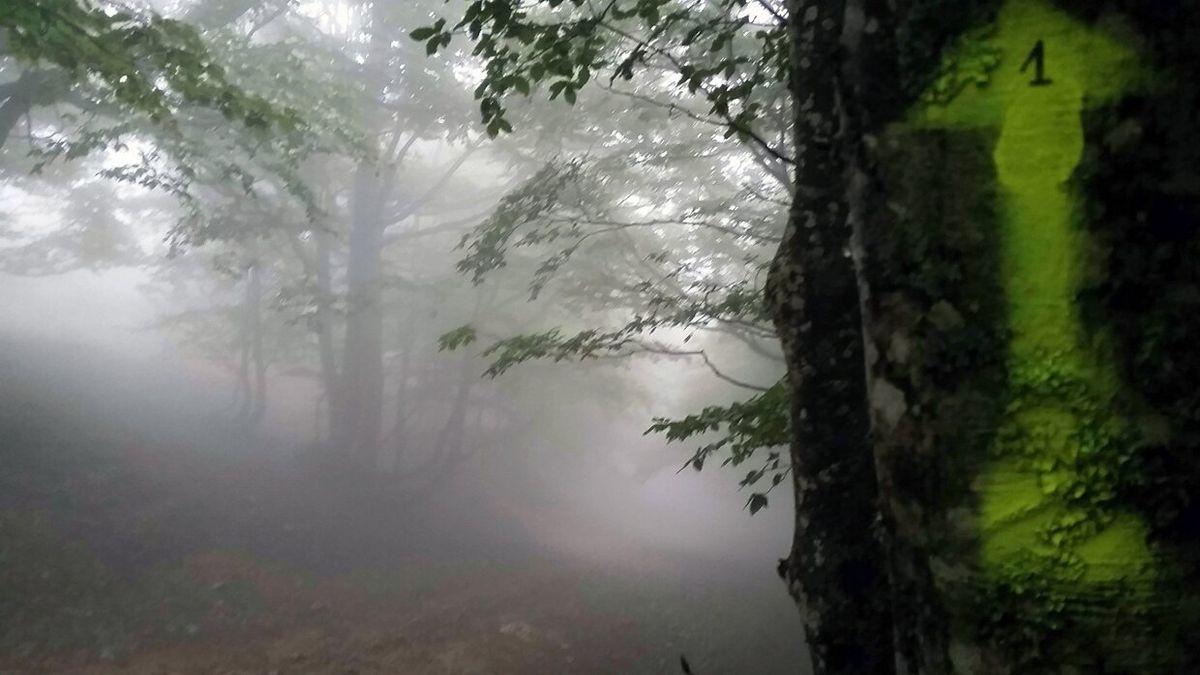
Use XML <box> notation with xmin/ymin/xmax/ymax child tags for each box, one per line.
<box><xmin>0</xmin><ymin>0</ymin><xmax>805</xmax><ymax>672</ymax></box>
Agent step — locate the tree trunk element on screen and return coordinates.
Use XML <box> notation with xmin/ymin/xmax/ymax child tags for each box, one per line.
<box><xmin>333</xmin><ymin>163</ymin><xmax>387</xmax><ymax>466</ymax></box>
<box><xmin>418</xmin><ymin>353</ymin><xmax>476</xmax><ymax>488</ymax></box>
<box><xmin>848</xmin><ymin>0</ymin><xmax>1199</xmax><ymax>671</ymax></box>
<box><xmin>767</xmin><ymin>2</ymin><xmax>894</xmax><ymax>673</ymax></box>
<box><xmin>328</xmin><ymin>1</ymin><xmax>404</xmax><ymax>469</ymax></box>
<box><xmin>388</xmin><ymin>310</ymin><xmax>417</xmax><ymax>465</ymax></box>
<box><xmin>247</xmin><ymin>261</ymin><xmax>268</xmax><ymax>426</ymax></box>
<box><xmin>314</xmin><ymin>226</ymin><xmax>340</xmax><ymax>437</ymax></box>
<box><xmin>232</xmin><ymin>259</ymin><xmax>268</xmax><ymax>430</ymax></box>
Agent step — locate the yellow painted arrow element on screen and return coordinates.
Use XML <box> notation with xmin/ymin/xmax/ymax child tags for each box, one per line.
<box><xmin>912</xmin><ymin>0</ymin><xmax>1154</xmax><ymax>583</ymax></box>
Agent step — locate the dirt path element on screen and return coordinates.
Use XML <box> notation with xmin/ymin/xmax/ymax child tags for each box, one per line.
<box><xmin>1</xmin><ymin>420</ymin><xmax>804</xmax><ymax>674</ymax></box>
<box><xmin>50</xmin><ymin>552</ymin><xmax>658</xmax><ymax>674</ymax></box>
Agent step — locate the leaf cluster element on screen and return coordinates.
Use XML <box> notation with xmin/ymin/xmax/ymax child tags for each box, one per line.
<box><xmin>413</xmin><ymin>0</ymin><xmax>787</xmax><ymax>142</ymax></box>
<box><xmin>647</xmin><ymin>379</ymin><xmax>789</xmax><ymax>514</ymax></box>
<box><xmin>1</xmin><ymin>0</ymin><xmax>301</xmax><ymax>133</ymax></box>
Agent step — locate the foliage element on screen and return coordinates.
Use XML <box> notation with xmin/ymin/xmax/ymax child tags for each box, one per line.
<box><xmin>456</xmin><ymin>158</ymin><xmax>588</xmax><ymax>291</ymax></box>
<box><xmin>438</xmin><ymin>325</ymin><xmax>479</xmax><ymax>352</ymax></box>
<box><xmin>478</xmin><ymin>327</ymin><xmax>634</xmax><ymax>377</ymax></box>
<box><xmin>0</xmin><ymin>0</ymin><xmax>301</xmax><ymax>132</ymax></box>
<box><xmin>0</xmin><ymin>1</ymin><xmax>356</xmax><ymax>265</ymax></box>
<box><xmin>415</xmin><ymin>0</ymin><xmax>788</xmax><ymax>143</ymax></box>
<box><xmin>451</xmin><ymin>151</ymin><xmax>789</xmax><ymax>509</ymax></box>
<box><xmin>647</xmin><ymin>380</ymin><xmax>788</xmax><ymax>513</ymax></box>
<box><xmin>423</xmin><ymin>0</ymin><xmax>791</xmax><ymax>505</ymax></box>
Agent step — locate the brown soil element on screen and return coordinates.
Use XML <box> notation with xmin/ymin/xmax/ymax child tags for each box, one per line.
<box><xmin>1</xmin><ymin>435</ymin><xmax>803</xmax><ymax>674</ymax></box>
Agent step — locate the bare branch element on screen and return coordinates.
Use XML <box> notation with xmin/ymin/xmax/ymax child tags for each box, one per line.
<box><xmin>632</xmin><ymin>341</ymin><xmax>772</xmax><ymax>391</ymax></box>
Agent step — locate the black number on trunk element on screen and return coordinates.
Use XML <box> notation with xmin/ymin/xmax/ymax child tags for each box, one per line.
<box><xmin>1021</xmin><ymin>39</ymin><xmax>1052</xmax><ymax>86</ymax></box>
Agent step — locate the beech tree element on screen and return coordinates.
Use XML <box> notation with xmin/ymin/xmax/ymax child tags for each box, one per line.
<box><xmin>418</xmin><ymin>0</ymin><xmax>1200</xmax><ymax>672</ymax></box>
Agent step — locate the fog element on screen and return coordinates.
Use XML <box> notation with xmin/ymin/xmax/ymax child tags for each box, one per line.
<box><xmin>1</xmin><ymin>1</ymin><xmax>803</xmax><ymax>672</ymax></box>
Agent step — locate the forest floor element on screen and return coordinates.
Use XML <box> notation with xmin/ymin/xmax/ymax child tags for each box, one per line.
<box><xmin>0</xmin><ymin>353</ymin><xmax>802</xmax><ymax>674</ymax></box>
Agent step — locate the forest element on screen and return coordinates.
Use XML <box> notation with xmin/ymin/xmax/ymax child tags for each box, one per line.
<box><xmin>1</xmin><ymin>0</ymin><xmax>1199</xmax><ymax>673</ymax></box>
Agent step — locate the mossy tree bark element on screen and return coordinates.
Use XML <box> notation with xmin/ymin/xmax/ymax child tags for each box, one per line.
<box><xmin>767</xmin><ymin>2</ymin><xmax>894</xmax><ymax>673</ymax></box>
<box><xmin>848</xmin><ymin>0</ymin><xmax>1195</xmax><ymax>671</ymax></box>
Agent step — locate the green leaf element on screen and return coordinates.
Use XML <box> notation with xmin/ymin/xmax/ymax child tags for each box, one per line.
<box><xmin>438</xmin><ymin>325</ymin><xmax>479</xmax><ymax>351</ymax></box>
<box><xmin>410</xmin><ymin>26</ymin><xmax>439</xmax><ymax>41</ymax></box>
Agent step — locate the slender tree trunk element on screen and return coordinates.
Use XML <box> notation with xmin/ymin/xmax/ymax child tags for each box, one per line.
<box><xmin>422</xmin><ymin>354</ymin><xmax>476</xmax><ymax>486</ymax></box>
<box><xmin>232</xmin><ymin>258</ymin><xmax>267</xmax><ymax>429</ymax></box>
<box><xmin>389</xmin><ymin>354</ymin><xmax>477</xmax><ymax>499</ymax></box>
<box><xmin>389</xmin><ymin>310</ymin><xmax>417</xmax><ymax>465</ymax></box>
<box><xmin>246</xmin><ymin>261</ymin><xmax>268</xmax><ymax>426</ymax></box>
<box><xmin>232</xmin><ymin>259</ymin><xmax>268</xmax><ymax>427</ymax></box>
<box><xmin>333</xmin><ymin>163</ymin><xmax>387</xmax><ymax>466</ymax></box>
<box><xmin>767</xmin><ymin>2</ymin><xmax>893</xmax><ymax>673</ymax></box>
<box><xmin>314</xmin><ymin>226</ymin><xmax>340</xmax><ymax>437</ymax></box>
<box><xmin>234</xmin><ymin>285</ymin><xmax>253</xmax><ymax>422</ymax></box>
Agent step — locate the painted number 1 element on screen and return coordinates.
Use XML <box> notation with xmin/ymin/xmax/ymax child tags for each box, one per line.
<box><xmin>1021</xmin><ymin>39</ymin><xmax>1052</xmax><ymax>86</ymax></box>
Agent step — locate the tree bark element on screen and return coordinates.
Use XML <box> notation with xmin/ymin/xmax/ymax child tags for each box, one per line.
<box><xmin>333</xmin><ymin>162</ymin><xmax>387</xmax><ymax>465</ymax></box>
<box><xmin>766</xmin><ymin>2</ymin><xmax>893</xmax><ymax>673</ymax></box>
<box><xmin>247</xmin><ymin>261</ymin><xmax>268</xmax><ymax>426</ymax></box>
<box><xmin>327</xmin><ymin>1</ymin><xmax>407</xmax><ymax>469</ymax></box>
<box><xmin>388</xmin><ymin>310</ymin><xmax>417</xmax><ymax>465</ymax></box>
<box><xmin>848</xmin><ymin>1</ymin><xmax>1197</xmax><ymax>671</ymax></box>
<box><xmin>314</xmin><ymin>226</ymin><xmax>340</xmax><ymax>436</ymax></box>
<box><xmin>232</xmin><ymin>259</ymin><xmax>268</xmax><ymax>429</ymax></box>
